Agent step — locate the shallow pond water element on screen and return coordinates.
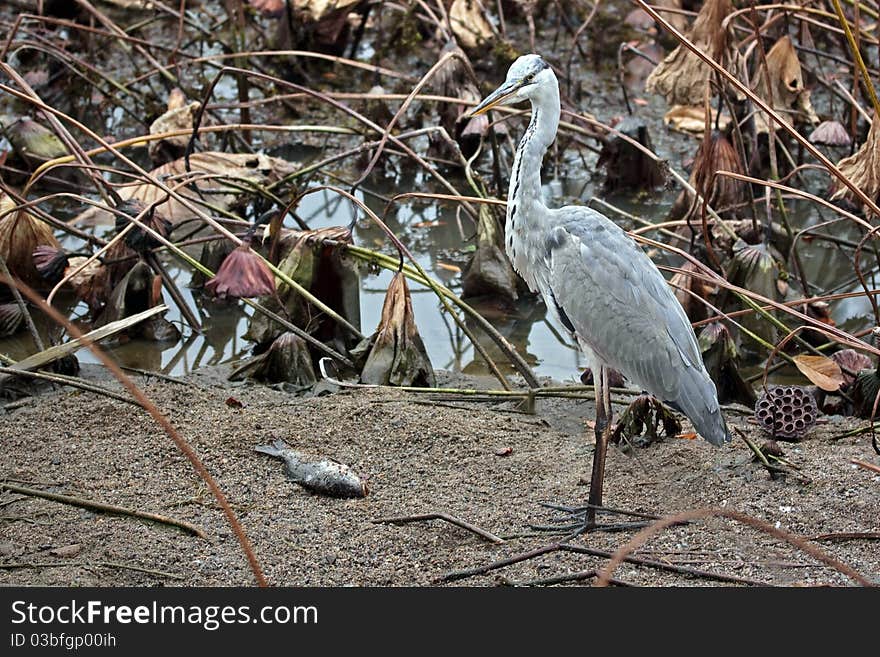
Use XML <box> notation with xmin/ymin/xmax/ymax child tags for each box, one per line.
<box><xmin>1</xmin><ymin>16</ymin><xmax>876</xmax><ymax>387</ymax></box>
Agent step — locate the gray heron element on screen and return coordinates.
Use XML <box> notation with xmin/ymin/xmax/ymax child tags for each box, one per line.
<box><xmin>470</xmin><ymin>54</ymin><xmax>730</xmax><ymax>529</ymax></box>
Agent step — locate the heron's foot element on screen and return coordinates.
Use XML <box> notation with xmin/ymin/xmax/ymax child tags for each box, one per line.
<box><xmin>529</xmin><ymin>502</ymin><xmax>659</xmax><ymax>537</ymax></box>
<box><xmin>611</xmin><ymin>393</ymin><xmax>681</xmax><ymax>449</ymax></box>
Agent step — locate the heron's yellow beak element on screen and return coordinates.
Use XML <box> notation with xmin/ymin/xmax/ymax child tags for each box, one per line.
<box><xmin>468</xmin><ymin>79</ymin><xmax>523</xmax><ymax>118</ymax></box>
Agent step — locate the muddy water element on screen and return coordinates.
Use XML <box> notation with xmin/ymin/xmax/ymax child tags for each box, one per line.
<box><xmin>12</xmin><ymin>162</ymin><xmax>870</xmax><ymax>385</ymax></box>
<box><xmin>1</xmin><ymin>53</ymin><xmax>873</xmax><ymax>384</ymax></box>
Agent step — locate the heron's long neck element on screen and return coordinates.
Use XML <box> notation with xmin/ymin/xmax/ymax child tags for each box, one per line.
<box><xmin>506</xmin><ymin>86</ymin><xmax>560</xmax><ymax>240</ymax></box>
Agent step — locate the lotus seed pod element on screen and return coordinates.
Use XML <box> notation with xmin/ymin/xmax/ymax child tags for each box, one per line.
<box><xmin>754</xmin><ymin>385</ymin><xmax>817</xmax><ymax>441</ymax></box>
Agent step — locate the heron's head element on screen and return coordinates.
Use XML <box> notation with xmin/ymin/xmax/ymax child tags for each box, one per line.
<box><xmin>470</xmin><ymin>54</ymin><xmax>555</xmax><ymax>117</ymax></box>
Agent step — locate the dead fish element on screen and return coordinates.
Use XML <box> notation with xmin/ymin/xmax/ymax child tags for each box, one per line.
<box><xmin>255</xmin><ymin>439</ymin><xmax>368</xmax><ymax>498</ymax></box>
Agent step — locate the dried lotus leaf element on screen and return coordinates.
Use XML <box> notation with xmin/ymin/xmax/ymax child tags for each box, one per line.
<box><xmin>360</xmin><ymin>272</ymin><xmax>435</xmax><ymax>387</ymax></box>
<box><xmin>831</xmin><ymin>118</ymin><xmax>880</xmax><ymax>212</ymax></box>
<box><xmin>792</xmin><ymin>354</ymin><xmax>845</xmax><ymax>392</ymax></box>
<box><xmin>461</xmin><ymin>206</ymin><xmax>518</xmax><ymax>303</ymax></box>
<box><xmin>148</xmin><ymin>91</ymin><xmax>202</xmax><ymax>164</ymax></box>
<box><xmin>71</xmin><ymin>152</ymin><xmax>299</xmax><ymax>225</ymax></box>
<box><xmin>449</xmin><ymin>0</ymin><xmax>495</xmax><ymax>51</ymax></box>
<box><xmin>645</xmin><ymin>0</ymin><xmax>738</xmax><ymax>106</ymax></box>
<box><xmin>753</xmin><ymin>36</ymin><xmax>819</xmax><ymax>133</ymax></box>
<box><xmin>662</xmin><ymin>104</ymin><xmax>731</xmax><ymax>134</ymax></box>
<box><xmin>0</xmin><ymin>192</ymin><xmax>61</xmax><ymax>287</ymax></box>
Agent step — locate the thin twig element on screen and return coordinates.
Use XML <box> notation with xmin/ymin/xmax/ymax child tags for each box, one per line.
<box><xmin>438</xmin><ymin>543</ymin><xmax>560</xmax><ymax>582</ymax></box>
<box><xmin>501</xmin><ymin>568</ymin><xmax>633</xmax><ymax>587</ymax></box>
<box><xmin>373</xmin><ymin>512</ymin><xmax>504</xmax><ymax>544</ymax></box>
<box><xmin>811</xmin><ymin>532</ymin><xmax>880</xmax><ymax>541</ymax></box>
<box><xmin>559</xmin><ymin>543</ymin><xmax>769</xmax><ymax>586</ymax></box>
<box><xmin>0</xmin><ymin>560</ymin><xmax>184</xmax><ymax>580</ymax></box>
<box><xmin>0</xmin><ymin>367</ymin><xmax>138</xmax><ymax>406</ymax></box>
<box><xmin>438</xmin><ymin>541</ymin><xmax>770</xmax><ymax>585</ymax></box>
<box><xmin>2</xmin><ymin>280</ymin><xmax>267</xmax><ymax>586</ymax></box>
<box><xmin>595</xmin><ymin>508</ymin><xmax>873</xmax><ymax>587</ymax></box>
<box><xmin>0</xmin><ymin>482</ymin><xmax>206</xmax><ymax>538</ymax></box>
<box><xmin>851</xmin><ymin>458</ymin><xmax>880</xmax><ymax>474</ymax></box>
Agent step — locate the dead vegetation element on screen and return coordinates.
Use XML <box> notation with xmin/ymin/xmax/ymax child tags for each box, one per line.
<box><xmin>0</xmin><ymin>0</ymin><xmax>879</xmax><ymax>587</ymax></box>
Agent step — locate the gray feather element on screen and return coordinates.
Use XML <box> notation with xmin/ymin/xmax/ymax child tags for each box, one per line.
<box><xmin>543</xmin><ymin>207</ymin><xmax>730</xmax><ymax>445</ymax></box>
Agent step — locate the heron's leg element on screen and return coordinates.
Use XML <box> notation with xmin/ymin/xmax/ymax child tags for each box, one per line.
<box><xmin>585</xmin><ymin>366</ymin><xmax>611</xmax><ymax>526</ymax></box>
<box><xmin>532</xmin><ymin>368</ymin><xmax>654</xmax><ymax>534</ymax></box>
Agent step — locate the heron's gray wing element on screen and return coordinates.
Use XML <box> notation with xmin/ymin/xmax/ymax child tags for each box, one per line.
<box><xmin>545</xmin><ymin>208</ymin><xmax>728</xmax><ymax>444</ymax></box>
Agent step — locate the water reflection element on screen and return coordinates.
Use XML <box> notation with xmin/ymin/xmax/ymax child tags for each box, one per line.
<box><xmin>2</xmin><ymin>134</ymin><xmax>876</xmax><ymax>383</ymax></box>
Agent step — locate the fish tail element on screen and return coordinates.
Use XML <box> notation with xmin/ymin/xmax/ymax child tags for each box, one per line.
<box><xmin>254</xmin><ymin>438</ymin><xmax>290</xmax><ymax>458</ymax></box>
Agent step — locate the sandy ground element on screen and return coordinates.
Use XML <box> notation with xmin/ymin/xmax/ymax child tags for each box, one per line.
<box><xmin>1</xmin><ymin>366</ymin><xmax>878</xmax><ymax>587</ymax></box>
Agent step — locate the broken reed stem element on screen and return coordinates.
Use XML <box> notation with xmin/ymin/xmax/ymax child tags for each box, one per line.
<box><xmin>438</xmin><ymin>541</ymin><xmax>770</xmax><ymax>586</ymax></box>
<box><xmin>0</xmin><ymin>72</ymin><xmax>361</xmax><ymax>342</ymax></box>
<box><xmin>195</xmin><ymin>66</ymin><xmax>477</xmax><ymax>220</ymax></box>
<box><xmin>351</xmin><ymin>49</ymin><xmax>462</xmax><ymax>187</ymax></box>
<box><xmin>55</xmin><ymin>194</ymin><xmax>354</xmax><ymax>367</ymax></box>
<box><xmin>298</xmin><ymin>185</ymin><xmax>525</xmax><ymax>390</ymax></box>
<box><xmin>560</xmin><ymin>112</ymin><xmax>737</xmax><ymax>240</ymax></box>
<box><xmin>637</xmin><ymin>0</ymin><xmax>880</xmax><ymax>217</ymax></box>
<box><xmin>2</xmin><ymin>65</ymin><xmax>118</xmax><ymax>210</ymax></box>
<box><xmin>29</xmin><ymin>124</ymin><xmax>358</xmax><ymax>182</ymax></box>
<box><xmin>812</xmin><ymin>531</ymin><xmax>880</xmax><ymax>541</ymax></box>
<box><xmin>851</xmin><ymin>458</ymin><xmax>880</xmax><ymax>474</ymax></box>
<box><xmin>3</xmin><ymin>279</ymin><xmax>267</xmax><ymax>586</ymax></box>
<box><xmin>0</xmin><ymin>482</ymin><xmax>205</xmax><ymax>538</ymax></box>
<box><xmin>635</xmin><ymin>232</ymin><xmax>880</xmax><ymax>356</ymax></box>
<box><xmin>501</xmin><ymin>569</ymin><xmax>632</xmax><ymax>587</ymax></box>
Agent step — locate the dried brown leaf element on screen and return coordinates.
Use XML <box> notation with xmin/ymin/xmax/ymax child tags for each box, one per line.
<box><xmin>0</xmin><ymin>303</ymin><xmax>24</xmax><ymax>337</ymax></box>
<box><xmin>645</xmin><ymin>0</ymin><xmax>738</xmax><ymax>106</ymax></box>
<box><xmin>809</xmin><ymin>120</ymin><xmax>851</xmax><ymax>147</ymax></box>
<box><xmin>793</xmin><ymin>354</ymin><xmax>845</xmax><ymax>392</ymax></box>
<box><xmin>71</xmin><ymin>152</ymin><xmax>298</xmax><ymax>225</ymax></box>
<box><xmin>0</xmin><ymin>192</ymin><xmax>61</xmax><ymax>286</ymax></box>
<box><xmin>205</xmin><ymin>243</ymin><xmax>275</xmax><ymax>300</ymax></box>
<box><xmin>753</xmin><ymin>36</ymin><xmax>819</xmax><ymax>133</ymax></box>
<box><xmin>830</xmin><ymin>349</ymin><xmax>873</xmax><ymax>387</ymax></box>
<box><xmin>148</xmin><ymin>93</ymin><xmax>201</xmax><ymax>163</ymax></box>
<box><xmin>662</xmin><ymin>104</ymin><xmax>731</xmax><ymax>134</ymax></box>
<box><xmin>293</xmin><ymin>0</ymin><xmax>360</xmax><ymax>22</ymax></box>
<box><xmin>245</xmin><ymin>227</ymin><xmax>359</xmax><ymax>349</ymax></box>
<box><xmin>831</xmin><ymin>118</ymin><xmax>880</xmax><ymax>211</ymax></box>
<box><xmin>360</xmin><ymin>272</ymin><xmax>435</xmax><ymax>387</ymax></box>
<box><xmin>671</xmin><ymin>129</ymin><xmax>746</xmax><ymax>221</ymax></box>
<box><xmin>449</xmin><ymin>0</ymin><xmax>495</xmax><ymax>50</ymax></box>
